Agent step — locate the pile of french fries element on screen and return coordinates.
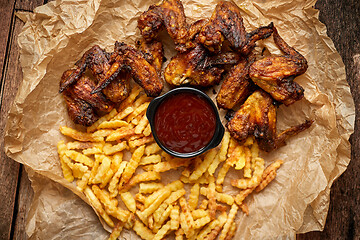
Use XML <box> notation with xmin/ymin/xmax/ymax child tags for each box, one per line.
<box><xmin>57</xmin><ymin>85</ymin><xmax>283</xmax><ymax>240</ymax></box>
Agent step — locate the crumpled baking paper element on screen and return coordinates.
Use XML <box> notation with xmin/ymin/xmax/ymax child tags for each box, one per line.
<box><xmin>4</xmin><ymin>0</ymin><xmax>355</xmax><ymax>239</ymax></box>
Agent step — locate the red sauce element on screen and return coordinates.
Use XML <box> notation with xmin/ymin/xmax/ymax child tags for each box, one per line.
<box><xmin>154</xmin><ymin>92</ymin><xmax>216</xmax><ymax>153</ymax></box>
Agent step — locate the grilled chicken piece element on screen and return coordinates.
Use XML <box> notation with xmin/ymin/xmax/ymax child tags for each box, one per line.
<box><xmin>59</xmin><ymin>45</ymin><xmax>110</xmax><ymax>93</ymax></box>
<box><xmin>164</xmin><ymin>44</ymin><xmax>224</xmax><ymax>86</ymax></box>
<box><xmin>198</xmin><ymin>1</ymin><xmax>273</xmax><ymax>54</ymax></box>
<box><xmin>61</xmin><ymin>71</ymin><xmax>114</xmax><ymax>126</ymax></box>
<box><xmin>136</xmin><ymin>39</ymin><xmax>165</xmax><ymax>73</ymax></box>
<box><xmin>102</xmin><ymin>70</ymin><xmax>130</xmax><ymax>103</ymax></box>
<box><xmin>62</xmin><ymin>93</ymin><xmax>98</xmax><ymax>127</ymax></box>
<box><xmin>114</xmin><ymin>42</ymin><xmax>163</xmax><ymax>97</ymax></box>
<box><xmin>226</xmin><ymin>90</ymin><xmax>312</xmax><ymax>152</ymax></box>
<box><xmin>249</xmin><ymin>26</ymin><xmax>308</xmax><ymax>105</ymax></box>
<box><xmin>138</xmin><ymin>0</ymin><xmax>188</xmax><ymax>51</ymax></box>
<box><xmin>216</xmin><ymin>57</ymin><xmax>254</xmax><ymax>109</ymax></box>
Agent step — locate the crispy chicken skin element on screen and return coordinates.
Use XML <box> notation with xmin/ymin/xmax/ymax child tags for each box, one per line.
<box><xmin>136</xmin><ymin>39</ymin><xmax>165</xmax><ymax>74</ymax></box>
<box><xmin>198</xmin><ymin>1</ymin><xmax>273</xmax><ymax>54</ymax></box>
<box><xmin>249</xmin><ymin>26</ymin><xmax>308</xmax><ymax>105</ymax></box>
<box><xmin>113</xmin><ymin>42</ymin><xmax>163</xmax><ymax>97</ymax></box>
<box><xmin>102</xmin><ymin>70</ymin><xmax>130</xmax><ymax>103</ymax></box>
<box><xmin>226</xmin><ymin>90</ymin><xmax>312</xmax><ymax>152</ymax></box>
<box><xmin>216</xmin><ymin>57</ymin><xmax>254</xmax><ymax>109</ymax></box>
<box><xmin>62</xmin><ymin>93</ymin><xmax>98</xmax><ymax>126</ymax></box>
<box><xmin>138</xmin><ymin>0</ymin><xmax>189</xmax><ymax>52</ymax></box>
<box><xmin>164</xmin><ymin>44</ymin><xmax>225</xmax><ymax>86</ymax></box>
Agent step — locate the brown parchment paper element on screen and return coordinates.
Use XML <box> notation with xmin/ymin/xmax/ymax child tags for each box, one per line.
<box><xmin>4</xmin><ymin>0</ymin><xmax>355</xmax><ymax>239</ymax></box>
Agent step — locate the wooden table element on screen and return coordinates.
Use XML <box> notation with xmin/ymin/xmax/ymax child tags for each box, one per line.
<box><xmin>0</xmin><ymin>0</ymin><xmax>358</xmax><ymax>239</ymax></box>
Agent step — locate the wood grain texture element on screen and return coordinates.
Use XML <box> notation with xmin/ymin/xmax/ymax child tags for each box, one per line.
<box><xmin>0</xmin><ymin>1</ymin><xmax>44</xmax><ymax>239</ymax></box>
<box><xmin>298</xmin><ymin>0</ymin><xmax>360</xmax><ymax>239</ymax></box>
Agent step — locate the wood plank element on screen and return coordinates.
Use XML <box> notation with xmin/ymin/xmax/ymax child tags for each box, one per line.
<box><xmin>12</xmin><ymin>167</ymin><xmax>34</xmax><ymax>240</ymax></box>
<box><xmin>15</xmin><ymin>0</ymin><xmax>44</xmax><ymax>11</ymax></box>
<box><xmin>0</xmin><ymin>0</ymin><xmax>45</xmax><ymax>239</ymax></box>
<box><xmin>298</xmin><ymin>0</ymin><xmax>360</xmax><ymax>239</ymax></box>
<box><xmin>0</xmin><ymin>0</ymin><xmax>16</xmax><ymax>85</ymax></box>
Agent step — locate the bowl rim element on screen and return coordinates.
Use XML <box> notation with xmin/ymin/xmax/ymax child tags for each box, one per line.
<box><xmin>146</xmin><ymin>87</ymin><xmax>225</xmax><ymax>158</ymax></box>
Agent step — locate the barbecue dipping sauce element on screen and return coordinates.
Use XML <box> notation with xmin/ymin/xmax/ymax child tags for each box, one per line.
<box><xmin>154</xmin><ymin>92</ymin><xmax>216</xmax><ymax>153</ymax></box>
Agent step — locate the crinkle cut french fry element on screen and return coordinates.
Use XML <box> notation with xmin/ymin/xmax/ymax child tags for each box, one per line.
<box><xmin>139</xmin><ymin>182</ymin><xmax>164</xmax><ymax>194</ymax></box>
<box><xmin>179</xmin><ymin>197</ymin><xmax>195</xmax><ymax>238</ymax></box>
<box><xmin>256</xmin><ymin>160</ymin><xmax>283</xmax><ymax>192</ymax></box>
<box><xmin>66</xmin><ymin>141</ymin><xmax>95</xmax><ymax>150</ymax></box>
<box><xmin>121</xmin><ymin>171</ymin><xmax>161</xmax><ymax>192</ymax></box>
<box><xmin>204</xmin><ymin>211</ymin><xmax>228</xmax><ymax>240</ymax></box>
<box><xmin>60</xmin><ymin>126</ymin><xmax>104</xmax><ymax>142</ymax></box>
<box><xmin>103</xmin><ymin>141</ymin><xmax>128</xmax><ymax>155</ymax></box>
<box><xmin>98</xmin><ymin>120</ymin><xmax>129</xmax><ymax>129</ymax></box>
<box><xmin>113</xmin><ymin>106</ymin><xmax>134</xmax><ymax>120</ymax></box>
<box><xmin>231</xmin><ymin>157</ymin><xmax>264</xmax><ymax>189</ymax></box>
<box><xmin>243</xmin><ymin>147</ymin><xmax>252</xmax><ymax>178</ymax></box>
<box><xmin>65</xmin><ymin>150</ymin><xmax>94</xmax><ymax>167</ymax></box>
<box><xmin>62</xmin><ymin>155</ymin><xmax>88</xmax><ymax>179</ymax></box>
<box><xmin>135</xmin><ymin>193</ymin><xmax>146</xmax><ymax>204</ymax></box>
<box><xmin>148</xmin><ymin>215</ymin><xmax>154</xmax><ymax>230</ymax></box>
<box><xmin>188</xmin><ymin>183</ymin><xmax>200</xmax><ymax>211</ymax></box>
<box><xmin>129</xmin><ymin>136</ymin><xmax>154</xmax><ymax>149</ymax></box>
<box><xmin>234</xmin><ymin>146</ymin><xmax>246</xmax><ymax>170</ymax></box>
<box><xmin>57</xmin><ymin>141</ymin><xmax>74</xmax><ymax>182</ymax></box>
<box><xmin>170</xmin><ymin>205</ymin><xmax>180</xmax><ymax>230</ymax></box>
<box><xmin>192</xmin><ymin>209</ymin><xmax>208</xmax><ymax>220</ymax></box>
<box><xmin>200</xmin><ymin>187</ymin><xmax>234</xmax><ymax>205</ymax></box>
<box><xmin>145</xmin><ymin>180</ymin><xmax>183</xmax><ymax>208</ymax></box>
<box><xmin>100</xmin><ymin>168</ymin><xmax>114</xmax><ymax>188</ymax></box>
<box><xmin>216</xmin><ymin>162</ymin><xmax>231</xmax><ymax>192</ymax></box>
<box><xmin>84</xmin><ymin>186</ymin><xmax>114</xmax><ymax>227</ymax></box>
<box><xmin>108</xmin><ymin>161</ymin><xmax>127</xmax><ymax>198</ymax></box>
<box><xmin>106</xmin><ymin>127</ymin><xmax>135</xmax><ymax>141</ymax></box>
<box><xmin>198</xmin><ymin>199</ymin><xmax>208</xmax><ymax>210</ymax></box>
<box><xmin>250</xmin><ymin>140</ymin><xmax>259</xmax><ymax>167</ymax></box>
<box><xmin>92</xmin><ymin>129</ymin><xmax>114</xmax><ymax>138</ymax></box>
<box><xmin>141</xmin><ymin>188</ymin><xmax>172</xmax><ymax>219</ymax></box>
<box><xmin>92</xmin><ymin>185</ymin><xmax>130</xmax><ymax>223</ymax></box>
<box><xmin>87</xmin><ymin>109</ymin><xmax>118</xmax><ymax>133</ymax></box>
<box><xmin>143</xmin><ymin>123</ymin><xmax>152</xmax><ymax>136</ymax></box>
<box><xmin>153</xmin><ymin>205</ymin><xmax>173</xmax><ymax>232</ymax></box>
<box><xmin>234</xmin><ymin>188</ymin><xmax>254</xmax><ymax>205</ymax></box>
<box><xmin>133</xmin><ymin>220</ymin><xmax>154</xmax><ymax>240</ymax></box>
<box><xmin>92</xmin><ymin>155</ymin><xmax>111</xmax><ymax>184</ymax></box>
<box><xmin>111</xmin><ymin>152</ymin><xmax>123</xmax><ymax>172</ymax></box>
<box><xmin>197</xmin><ymin>212</ymin><xmax>227</xmax><ymax>239</ymax></box>
<box><xmin>135</xmin><ymin>114</ymin><xmax>149</xmax><ymax>134</ymax></box>
<box><xmin>194</xmin><ymin>215</ymin><xmax>211</xmax><ymax>229</ymax></box>
<box><xmin>119</xmin><ymin>145</ymin><xmax>145</xmax><ymax>188</ymax></box>
<box><xmin>76</xmin><ymin>171</ymin><xmax>91</xmax><ymax>192</ymax></box>
<box><xmin>83</xmin><ymin>146</ymin><xmax>103</xmax><ymax>155</ymax></box>
<box><xmin>144</xmin><ymin>143</ymin><xmax>161</xmax><ymax>156</ymax></box>
<box><xmin>136</xmin><ymin>202</ymin><xmax>145</xmax><ymax>211</ymax></box>
<box><xmin>175</xmin><ymin>228</ymin><xmax>184</xmax><ymax>240</ymax></box>
<box><xmin>145</xmin><ymin>158</ymin><xmax>190</xmax><ymax>172</ymax></box>
<box><xmin>219</xmin><ymin>204</ymin><xmax>239</xmax><ymax>240</ymax></box>
<box><xmin>239</xmin><ymin>203</ymin><xmax>249</xmax><ymax>215</ymax></box>
<box><xmin>154</xmin><ymin>220</ymin><xmax>171</xmax><ymax>240</ymax></box>
<box><xmin>208</xmin><ymin>131</ymin><xmax>230</xmax><ymax>175</ymax></box>
<box><xmin>189</xmin><ymin>148</ymin><xmax>217</xmax><ymax>181</ymax></box>
<box><xmin>139</xmin><ymin>154</ymin><xmax>161</xmax><ymax>165</ymax></box>
<box><xmin>120</xmin><ymin>192</ymin><xmax>136</xmax><ymax>213</ymax></box>
<box><xmin>126</xmin><ymin>102</ymin><xmax>150</xmax><ymax>123</ymax></box>
<box><xmin>153</xmin><ymin>189</ymin><xmax>186</xmax><ymax>222</ymax></box>
<box><xmin>224</xmin><ymin>221</ymin><xmax>237</xmax><ymax>240</ymax></box>
<box><xmin>207</xmin><ymin>177</ymin><xmax>217</xmax><ymax>220</ymax></box>
<box><xmin>108</xmin><ymin>221</ymin><xmax>124</xmax><ymax>240</ymax></box>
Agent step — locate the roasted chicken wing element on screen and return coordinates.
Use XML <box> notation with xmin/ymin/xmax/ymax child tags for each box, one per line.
<box><xmin>164</xmin><ymin>43</ymin><xmax>241</xmax><ymax>86</ymax></box>
<box><xmin>216</xmin><ymin>57</ymin><xmax>254</xmax><ymax>109</ymax></box>
<box><xmin>249</xmin><ymin>26</ymin><xmax>308</xmax><ymax>105</ymax></box>
<box><xmin>136</xmin><ymin>39</ymin><xmax>165</xmax><ymax>74</ymax></box>
<box><xmin>226</xmin><ymin>90</ymin><xmax>312</xmax><ymax>152</ymax></box>
<box><xmin>138</xmin><ymin>0</ymin><xmax>189</xmax><ymax>51</ymax></box>
<box><xmin>198</xmin><ymin>1</ymin><xmax>273</xmax><ymax>54</ymax></box>
<box><xmin>61</xmin><ymin>71</ymin><xmax>114</xmax><ymax>126</ymax></box>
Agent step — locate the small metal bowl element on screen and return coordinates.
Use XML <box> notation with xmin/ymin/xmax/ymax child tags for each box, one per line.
<box><xmin>146</xmin><ymin>87</ymin><xmax>225</xmax><ymax>158</ymax></box>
